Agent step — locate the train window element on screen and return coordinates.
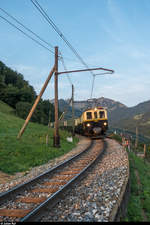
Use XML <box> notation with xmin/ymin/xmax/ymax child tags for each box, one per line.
<box><xmin>99</xmin><ymin>111</ymin><xmax>105</xmax><ymax>118</ymax></box>
<box><xmin>94</xmin><ymin>111</ymin><xmax>97</xmax><ymax>119</ymax></box>
<box><xmin>86</xmin><ymin>112</ymin><xmax>92</xmax><ymax>119</ymax></box>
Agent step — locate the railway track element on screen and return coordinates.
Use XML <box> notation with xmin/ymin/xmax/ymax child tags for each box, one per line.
<box><xmin>0</xmin><ymin>138</ymin><xmax>106</xmax><ymax>222</ymax></box>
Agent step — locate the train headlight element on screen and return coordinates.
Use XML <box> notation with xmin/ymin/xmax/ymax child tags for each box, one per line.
<box><xmin>104</xmin><ymin>122</ymin><xmax>107</xmax><ymax>126</ymax></box>
<box><xmin>87</xmin><ymin>123</ymin><xmax>91</xmax><ymax>127</ymax></box>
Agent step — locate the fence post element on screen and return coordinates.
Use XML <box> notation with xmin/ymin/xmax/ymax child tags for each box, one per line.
<box><xmin>144</xmin><ymin>144</ymin><xmax>146</xmax><ymax>158</ymax></box>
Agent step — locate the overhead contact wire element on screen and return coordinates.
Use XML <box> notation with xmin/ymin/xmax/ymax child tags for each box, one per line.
<box><xmin>0</xmin><ymin>15</ymin><xmax>54</xmax><ymax>54</ymax></box>
<box><xmin>59</xmin><ymin>51</ymin><xmax>73</xmax><ymax>86</ymax></box>
<box><xmin>0</xmin><ymin>7</ymin><xmax>54</xmax><ymax>49</ymax></box>
<box><xmin>30</xmin><ymin>0</ymin><xmax>95</xmax><ymax>76</ymax></box>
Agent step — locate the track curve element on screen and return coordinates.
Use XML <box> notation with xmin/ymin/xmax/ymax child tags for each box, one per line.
<box><xmin>0</xmin><ymin>138</ymin><xmax>106</xmax><ymax>222</ymax></box>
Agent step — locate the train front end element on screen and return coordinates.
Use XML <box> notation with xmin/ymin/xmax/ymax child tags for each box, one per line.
<box><xmin>82</xmin><ymin>107</ymin><xmax>108</xmax><ymax>137</ymax></box>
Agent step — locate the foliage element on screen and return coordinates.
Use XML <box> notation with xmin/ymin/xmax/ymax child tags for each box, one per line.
<box><xmin>0</xmin><ymin>60</ymin><xmax>56</xmax><ymax>124</ymax></box>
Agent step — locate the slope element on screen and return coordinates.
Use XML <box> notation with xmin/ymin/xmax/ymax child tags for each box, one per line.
<box><xmin>0</xmin><ymin>101</ymin><xmax>78</xmax><ymax>174</ymax></box>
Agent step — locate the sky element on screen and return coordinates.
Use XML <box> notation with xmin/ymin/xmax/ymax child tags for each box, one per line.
<box><xmin>0</xmin><ymin>0</ymin><xmax>150</xmax><ymax>107</ymax></box>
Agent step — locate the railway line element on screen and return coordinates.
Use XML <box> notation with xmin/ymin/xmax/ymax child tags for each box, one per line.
<box><xmin>41</xmin><ymin>137</ymin><xmax>129</xmax><ymax>222</ymax></box>
<box><xmin>0</xmin><ymin>138</ymin><xmax>106</xmax><ymax>222</ymax></box>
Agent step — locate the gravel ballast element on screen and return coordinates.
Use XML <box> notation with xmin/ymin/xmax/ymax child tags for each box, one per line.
<box><xmin>0</xmin><ymin>137</ymin><xmax>129</xmax><ymax>222</ymax></box>
<box><xmin>40</xmin><ymin>138</ymin><xmax>129</xmax><ymax>222</ymax></box>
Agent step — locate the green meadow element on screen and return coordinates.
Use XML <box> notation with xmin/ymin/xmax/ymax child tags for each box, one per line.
<box><xmin>0</xmin><ymin>100</ymin><xmax>78</xmax><ymax>174</ymax></box>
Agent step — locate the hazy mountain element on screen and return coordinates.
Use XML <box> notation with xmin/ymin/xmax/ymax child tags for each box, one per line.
<box><xmin>111</xmin><ymin>100</ymin><xmax>150</xmax><ymax>138</ymax></box>
<box><xmin>67</xmin><ymin>96</ymin><xmax>127</xmax><ymax>112</ymax></box>
<box><xmin>51</xmin><ymin>97</ymin><xmax>127</xmax><ymax>120</ymax></box>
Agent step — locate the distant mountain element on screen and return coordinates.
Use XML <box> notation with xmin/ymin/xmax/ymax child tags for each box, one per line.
<box><xmin>50</xmin><ymin>97</ymin><xmax>150</xmax><ymax>138</ymax></box>
<box><xmin>50</xmin><ymin>97</ymin><xmax>127</xmax><ymax>120</ymax></box>
<box><xmin>111</xmin><ymin>100</ymin><xmax>150</xmax><ymax>138</ymax></box>
<box><xmin>52</xmin><ymin>99</ymin><xmax>81</xmax><ymax>119</ymax></box>
<box><xmin>73</xmin><ymin>97</ymin><xmax>127</xmax><ymax>112</ymax></box>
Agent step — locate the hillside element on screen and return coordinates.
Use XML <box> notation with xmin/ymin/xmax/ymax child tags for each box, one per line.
<box><xmin>110</xmin><ymin>100</ymin><xmax>150</xmax><ymax>137</ymax></box>
<box><xmin>0</xmin><ymin>100</ymin><xmax>15</xmax><ymax>115</ymax></box>
<box><xmin>0</xmin><ymin>61</ymin><xmax>56</xmax><ymax>125</ymax></box>
<box><xmin>112</xmin><ymin>108</ymin><xmax>150</xmax><ymax>138</ymax></box>
<box><xmin>0</xmin><ymin>101</ymin><xmax>78</xmax><ymax>174</ymax></box>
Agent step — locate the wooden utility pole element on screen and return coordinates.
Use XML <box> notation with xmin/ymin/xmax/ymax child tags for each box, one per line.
<box><xmin>72</xmin><ymin>84</ymin><xmax>75</xmax><ymax>136</ymax></box>
<box><xmin>53</xmin><ymin>46</ymin><xmax>60</xmax><ymax>147</ymax></box>
<box><xmin>17</xmin><ymin>65</ymin><xmax>55</xmax><ymax>139</ymax></box>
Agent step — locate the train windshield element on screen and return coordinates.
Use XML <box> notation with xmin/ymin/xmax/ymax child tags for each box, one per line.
<box><xmin>99</xmin><ymin>111</ymin><xmax>105</xmax><ymax>118</ymax></box>
<box><xmin>94</xmin><ymin>111</ymin><xmax>97</xmax><ymax>119</ymax></box>
<box><xmin>86</xmin><ymin>112</ymin><xmax>92</xmax><ymax>119</ymax></box>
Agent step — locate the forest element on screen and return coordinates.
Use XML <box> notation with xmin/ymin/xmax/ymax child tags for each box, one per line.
<box><xmin>0</xmin><ymin>61</ymin><xmax>56</xmax><ymax>125</ymax></box>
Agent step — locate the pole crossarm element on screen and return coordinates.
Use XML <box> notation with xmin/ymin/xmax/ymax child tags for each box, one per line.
<box><xmin>57</xmin><ymin>67</ymin><xmax>114</xmax><ymax>75</ymax></box>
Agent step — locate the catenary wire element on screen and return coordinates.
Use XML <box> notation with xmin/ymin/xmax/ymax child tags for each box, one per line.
<box><xmin>0</xmin><ymin>15</ymin><xmax>55</xmax><ymax>54</ymax></box>
<box><xmin>0</xmin><ymin>7</ymin><xmax>54</xmax><ymax>49</ymax></box>
<box><xmin>0</xmin><ymin>7</ymin><xmax>80</xmax><ymax>63</ymax></box>
<box><xmin>59</xmin><ymin>51</ymin><xmax>73</xmax><ymax>86</ymax></box>
<box><xmin>30</xmin><ymin>0</ymin><xmax>99</xmax><ymax>99</ymax></box>
<box><xmin>90</xmin><ymin>72</ymin><xmax>113</xmax><ymax>99</ymax></box>
<box><xmin>30</xmin><ymin>0</ymin><xmax>95</xmax><ymax>77</ymax></box>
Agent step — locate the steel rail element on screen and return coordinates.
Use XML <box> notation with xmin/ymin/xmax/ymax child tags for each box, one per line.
<box><xmin>0</xmin><ymin>138</ymin><xmax>107</xmax><ymax>222</ymax></box>
<box><xmin>21</xmin><ymin>139</ymin><xmax>107</xmax><ymax>222</ymax></box>
<box><xmin>0</xmin><ymin>138</ymin><xmax>93</xmax><ymax>205</ymax></box>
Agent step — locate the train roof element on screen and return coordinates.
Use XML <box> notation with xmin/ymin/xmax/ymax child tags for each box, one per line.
<box><xmin>82</xmin><ymin>106</ymin><xmax>107</xmax><ymax>113</ymax></box>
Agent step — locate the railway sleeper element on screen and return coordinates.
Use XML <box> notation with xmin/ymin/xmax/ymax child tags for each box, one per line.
<box><xmin>0</xmin><ymin>209</ymin><xmax>31</xmax><ymax>218</ymax></box>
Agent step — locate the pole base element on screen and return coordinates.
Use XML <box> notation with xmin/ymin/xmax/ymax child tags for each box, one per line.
<box><xmin>53</xmin><ymin>135</ymin><xmax>60</xmax><ymax>147</ymax></box>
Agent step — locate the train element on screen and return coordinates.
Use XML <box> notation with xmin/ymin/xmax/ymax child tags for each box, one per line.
<box><xmin>74</xmin><ymin>106</ymin><xmax>108</xmax><ymax>137</ymax></box>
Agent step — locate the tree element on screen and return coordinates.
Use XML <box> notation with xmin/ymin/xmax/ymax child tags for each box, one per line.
<box><xmin>0</xmin><ymin>60</ymin><xmax>61</xmax><ymax>125</ymax></box>
<box><xmin>2</xmin><ymin>85</ymin><xmax>20</xmax><ymax>107</ymax></box>
<box><xmin>19</xmin><ymin>87</ymin><xmax>36</xmax><ymax>103</ymax></box>
<box><xmin>16</xmin><ymin>101</ymin><xmax>32</xmax><ymax>119</ymax></box>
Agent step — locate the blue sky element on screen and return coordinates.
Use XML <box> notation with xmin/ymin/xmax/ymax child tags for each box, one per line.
<box><xmin>0</xmin><ymin>0</ymin><xmax>150</xmax><ymax>107</ymax></box>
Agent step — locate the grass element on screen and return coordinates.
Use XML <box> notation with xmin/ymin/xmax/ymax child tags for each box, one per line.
<box><xmin>110</xmin><ymin>132</ymin><xmax>150</xmax><ymax>221</ymax></box>
<box><xmin>124</xmin><ymin>151</ymin><xmax>150</xmax><ymax>221</ymax></box>
<box><xmin>0</xmin><ymin>100</ymin><xmax>15</xmax><ymax>115</ymax></box>
<box><xmin>0</xmin><ymin>101</ymin><xmax>79</xmax><ymax>174</ymax></box>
